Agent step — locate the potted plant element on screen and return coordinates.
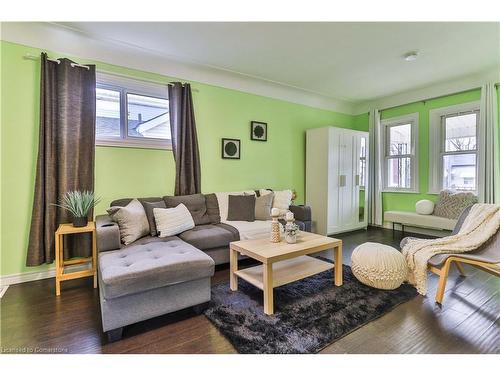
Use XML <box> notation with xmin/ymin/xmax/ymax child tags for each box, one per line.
<box><xmin>52</xmin><ymin>190</ymin><xmax>101</xmax><ymax>227</ymax></box>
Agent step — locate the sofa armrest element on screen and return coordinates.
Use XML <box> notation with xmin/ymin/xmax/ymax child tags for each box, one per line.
<box><xmin>289</xmin><ymin>205</ymin><xmax>311</xmax><ymax>222</ymax></box>
<box><xmin>289</xmin><ymin>205</ymin><xmax>312</xmax><ymax>232</ymax></box>
<box><xmin>96</xmin><ymin>214</ymin><xmax>121</xmax><ymax>252</ymax></box>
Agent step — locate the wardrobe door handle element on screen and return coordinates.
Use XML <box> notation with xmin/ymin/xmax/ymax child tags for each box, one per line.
<box><xmin>355</xmin><ymin>174</ymin><xmax>360</xmax><ymax>186</ymax></box>
<box><xmin>339</xmin><ymin>175</ymin><xmax>346</xmax><ymax>187</ymax></box>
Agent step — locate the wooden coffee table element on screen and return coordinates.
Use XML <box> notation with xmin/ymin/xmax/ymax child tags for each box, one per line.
<box><xmin>229</xmin><ymin>232</ymin><xmax>342</xmax><ymax>315</ymax></box>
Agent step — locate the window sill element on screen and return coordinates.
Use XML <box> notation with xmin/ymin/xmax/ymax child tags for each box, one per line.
<box><xmin>96</xmin><ymin>139</ymin><xmax>172</xmax><ymax>151</ymax></box>
<box><xmin>382</xmin><ymin>189</ymin><xmax>421</xmax><ymax>194</ymax></box>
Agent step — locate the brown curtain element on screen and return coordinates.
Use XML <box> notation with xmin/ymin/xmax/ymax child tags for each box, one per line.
<box><xmin>168</xmin><ymin>82</ymin><xmax>201</xmax><ymax>196</ymax></box>
<box><xmin>26</xmin><ymin>53</ymin><xmax>96</xmax><ymax>266</ymax></box>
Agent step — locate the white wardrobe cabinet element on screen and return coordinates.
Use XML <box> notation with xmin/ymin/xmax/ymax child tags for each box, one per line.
<box><xmin>306</xmin><ymin>127</ymin><xmax>369</xmax><ymax>235</ymax></box>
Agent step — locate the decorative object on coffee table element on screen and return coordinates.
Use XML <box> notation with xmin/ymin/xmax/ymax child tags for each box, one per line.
<box><xmin>230</xmin><ymin>232</ymin><xmax>343</xmax><ymax>314</ymax></box>
<box><xmin>250</xmin><ymin>121</ymin><xmax>267</xmax><ymax>141</ymax></box>
<box><xmin>52</xmin><ymin>190</ymin><xmax>100</xmax><ymax>227</ymax></box>
<box><xmin>351</xmin><ymin>242</ymin><xmax>408</xmax><ymax>290</ymax></box>
<box><xmin>54</xmin><ymin>222</ymin><xmax>97</xmax><ymax>296</ymax></box>
<box><xmin>270</xmin><ymin>207</ymin><xmax>281</xmax><ymax>243</ymax></box>
<box><xmin>221</xmin><ymin>138</ymin><xmax>241</xmax><ymax>159</ymax></box>
<box><xmin>284</xmin><ymin>211</ymin><xmax>299</xmax><ymax>244</ymax></box>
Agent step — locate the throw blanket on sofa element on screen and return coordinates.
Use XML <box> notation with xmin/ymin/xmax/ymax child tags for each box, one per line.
<box><xmin>402</xmin><ymin>204</ymin><xmax>500</xmax><ymax>295</ymax></box>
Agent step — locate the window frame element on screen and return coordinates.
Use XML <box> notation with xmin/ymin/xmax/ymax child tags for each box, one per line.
<box><xmin>381</xmin><ymin>113</ymin><xmax>419</xmax><ymax>193</ymax></box>
<box><xmin>95</xmin><ymin>73</ymin><xmax>171</xmax><ymax>150</ymax></box>
<box><xmin>428</xmin><ymin>101</ymin><xmax>480</xmax><ymax>194</ymax></box>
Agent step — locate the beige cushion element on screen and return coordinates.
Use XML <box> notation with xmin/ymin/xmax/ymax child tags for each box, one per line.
<box><xmin>267</xmin><ymin>189</ymin><xmax>293</xmax><ymax>216</ymax></box>
<box><xmin>384</xmin><ymin>210</ymin><xmax>457</xmax><ymax>231</ymax></box>
<box><xmin>107</xmin><ymin>199</ymin><xmax>150</xmax><ymax>245</ymax></box>
<box><xmin>351</xmin><ymin>242</ymin><xmax>408</xmax><ymax>290</ymax></box>
<box><xmin>433</xmin><ymin>190</ymin><xmax>478</xmax><ymax>219</ymax></box>
<box><xmin>248</xmin><ymin>192</ymin><xmax>274</xmax><ymax>221</ymax></box>
<box><xmin>154</xmin><ymin>203</ymin><xmax>195</xmax><ymax>237</ymax></box>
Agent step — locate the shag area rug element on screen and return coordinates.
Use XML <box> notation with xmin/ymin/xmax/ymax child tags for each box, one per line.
<box><xmin>204</xmin><ymin>263</ymin><xmax>417</xmax><ymax>353</ymax></box>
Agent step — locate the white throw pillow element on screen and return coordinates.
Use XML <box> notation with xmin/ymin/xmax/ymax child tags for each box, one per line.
<box><xmin>271</xmin><ymin>189</ymin><xmax>293</xmax><ymax>215</ymax></box>
<box><xmin>153</xmin><ymin>204</ymin><xmax>195</xmax><ymax>237</ymax></box>
<box><xmin>415</xmin><ymin>199</ymin><xmax>435</xmax><ymax>215</ymax></box>
<box><xmin>107</xmin><ymin>198</ymin><xmax>150</xmax><ymax>245</ymax></box>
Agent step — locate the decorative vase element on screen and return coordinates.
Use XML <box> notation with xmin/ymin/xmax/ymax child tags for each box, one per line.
<box><xmin>72</xmin><ymin>216</ymin><xmax>88</xmax><ymax>228</ymax></box>
<box><xmin>285</xmin><ymin>232</ymin><xmax>297</xmax><ymax>244</ymax></box>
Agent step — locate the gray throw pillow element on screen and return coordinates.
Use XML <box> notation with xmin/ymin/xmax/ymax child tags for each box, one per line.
<box><xmin>163</xmin><ymin>194</ymin><xmax>211</xmax><ymax>225</ymax></box>
<box><xmin>433</xmin><ymin>190</ymin><xmax>478</xmax><ymax>220</ymax></box>
<box><xmin>142</xmin><ymin>200</ymin><xmax>166</xmax><ymax>236</ymax></box>
<box><xmin>204</xmin><ymin>193</ymin><xmax>221</xmax><ymax>224</ymax></box>
<box><xmin>227</xmin><ymin>195</ymin><xmax>256</xmax><ymax>222</ymax></box>
<box><xmin>107</xmin><ymin>198</ymin><xmax>150</xmax><ymax>245</ymax></box>
<box><xmin>246</xmin><ymin>192</ymin><xmax>274</xmax><ymax>220</ymax></box>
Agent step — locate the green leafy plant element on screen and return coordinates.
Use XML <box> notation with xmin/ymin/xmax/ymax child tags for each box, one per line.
<box><xmin>285</xmin><ymin>223</ymin><xmax>300</xmax><ymax>236</ymax></box>
<box><xmin>52</xmin><ymin>190</ymin><xmax>101</xmax><ymax>218</ymax></box>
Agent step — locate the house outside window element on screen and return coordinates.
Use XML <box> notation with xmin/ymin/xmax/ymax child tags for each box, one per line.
<box><xmin>428</xmin><ymin>102</ymin><xmax>480</xmax><ymax>195</ymax></box>
<box><xmin>381</xmin><ymin>113</ymin><xmax>419</xmax><ymax>193</ymax></box>
<box><xmin>96</xmin><ymin>73</ymin><xmax>171</xmax><ymax>149</ymax></box>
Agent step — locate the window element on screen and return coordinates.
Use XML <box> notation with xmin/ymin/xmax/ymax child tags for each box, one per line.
<box><xmin>429</xmin><ymin>102</ymin><xmax>480</xmax><ymax>194</ymax></box>
<box><xmin>96</xmin><ymin>73</ymin><xmax>170</xmax><ymax>149</ymax></box>
<box><xmin>381</xmin><ymin>113</ymin><xmax>419</xmax><ymax>192</ymax></box>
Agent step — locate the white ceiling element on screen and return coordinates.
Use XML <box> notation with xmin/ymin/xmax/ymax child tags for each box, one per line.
<box><xmin>57</xmin><ymin>22</ymin><xmax>500</xmax><ymax>102</ymax></box>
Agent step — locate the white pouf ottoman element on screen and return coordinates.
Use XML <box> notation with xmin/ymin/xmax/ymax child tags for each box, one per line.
<box><xmin>351</xmin><ymin>242</ymin><xmax>408</xmax><ymax>290</ymax></box>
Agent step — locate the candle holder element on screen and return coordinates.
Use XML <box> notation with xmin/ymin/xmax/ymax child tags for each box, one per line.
<box><xmin>270</xmin><ymin>209</ymin><xmax>281</xmax><ymax>243</ymax></box>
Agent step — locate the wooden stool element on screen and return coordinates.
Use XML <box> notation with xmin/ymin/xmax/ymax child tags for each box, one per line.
<box><xmin>54</xmin><ymin>222</ymin><xmax>97</xmax><ymax>296</ymax></box>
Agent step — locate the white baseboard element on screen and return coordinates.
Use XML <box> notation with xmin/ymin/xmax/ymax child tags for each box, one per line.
<box><xmin>0</xmin><ymin>267</ymin><xmax>56</xmax><ymax>287</ymax></box>
<box><xmin>1</xmin><ymin>264</ymin><xmax>90</xmax><ymax>287</ymax></box>
<box><xmin>382</xmin><ymin>222</ymin><xmax>451</xmax><ymax>237</ymax></box>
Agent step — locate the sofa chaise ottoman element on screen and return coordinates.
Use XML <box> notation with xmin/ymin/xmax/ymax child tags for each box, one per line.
<box><xmin>98</xmin><ymin>236</ymin><xmax>214</xmax><ymax>341</ymax></box>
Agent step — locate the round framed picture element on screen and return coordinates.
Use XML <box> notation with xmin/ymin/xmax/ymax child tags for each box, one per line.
<box><xmin>221</xmin><ymin>138</ymin><xmax>241</xmax><ymax>159</ymax></box>
<box><xmin>251</xmin><ymin>121</ymin><xmax>267</xmax><ymax>141</ymax></box>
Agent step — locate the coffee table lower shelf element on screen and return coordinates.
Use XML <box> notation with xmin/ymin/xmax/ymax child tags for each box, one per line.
<box><xmin>234</xmin><ymin>255</ymin><xmax>333</xmax><ymax>289</ymax></box>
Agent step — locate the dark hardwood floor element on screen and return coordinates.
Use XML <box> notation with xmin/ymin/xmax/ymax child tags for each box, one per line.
<box><xmin>1</xmin><ymin>227</ymin><xmax>498</xmax><ymax>354</ymax></box>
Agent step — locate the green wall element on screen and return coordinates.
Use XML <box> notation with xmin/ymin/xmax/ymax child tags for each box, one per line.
<box><xmin>0</xmin><ymin>40</ymin><xmax>355</xmax><ymax>277</ymax></box>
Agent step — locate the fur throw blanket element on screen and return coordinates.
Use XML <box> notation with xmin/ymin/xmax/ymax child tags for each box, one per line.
<box><xmin>402</xmin><ymin>204</ymin><xmax>500</xmax><ymax>295</ymax></box>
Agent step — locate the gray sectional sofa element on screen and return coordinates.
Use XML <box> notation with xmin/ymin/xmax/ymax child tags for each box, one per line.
<box><xmin>95</xmin><ymin>193</ymin><xmax>311</xmax><ymax>341</ymax></box>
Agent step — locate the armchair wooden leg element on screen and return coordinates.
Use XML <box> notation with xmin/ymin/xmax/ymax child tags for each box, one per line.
<box><xmin>435</xmin><ymin>259</ymin><xmax>452</xmax><ymax>305</ymax></box>
<box><xmin>454</xmin><ymin>261</ymin><xmax>466</xmax><ymax>276</ymax></box>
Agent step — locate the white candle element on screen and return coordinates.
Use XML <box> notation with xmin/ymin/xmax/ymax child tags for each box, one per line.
<box><xmin>285</xmin><ymin>211</ymin><xmax>294</xmax><ymax>221</ymax></box>
<box><xmin>271</xmin><ymin>208</ymin><xmax>280</xmax><ymax>217</ymax></box>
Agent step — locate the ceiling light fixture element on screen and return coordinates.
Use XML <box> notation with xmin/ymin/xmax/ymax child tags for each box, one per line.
<box><xmin>403</xmin><ymin>51</ymin><xmax>419</xmax><ymax>62</ymax></box>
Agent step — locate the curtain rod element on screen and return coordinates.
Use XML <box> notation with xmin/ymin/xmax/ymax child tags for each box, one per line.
<box><xmin>24</xmin><ymin>53</ymin><xmax>199</xmax><ymax>92</ymax></box>
<box><xmin>24</xmin><ymin>53</ymin><xmax>90</xmax><ymax>70</ymax></box>
<box><xmin>380</xmin><ymin>83</ymin><xmax>500</xmax><ymax>113</ymax></box>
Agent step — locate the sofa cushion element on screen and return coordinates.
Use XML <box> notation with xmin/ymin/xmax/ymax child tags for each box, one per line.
<box><xmin>433</xmin><ymin>190</ymin><xmax>478</xmax><ymax>220</ymax></box>
<box><xmin>154</xmin><ymin>204</ymin><xmax>195</xmax><ymax>237</ymax></box>
<box><xmin>178</xmin><ymin>224</ymin><xmax>239</xmax><ymax>250</ymax></box>
<box><xmin>254</xmin><ymin>192</ymin><xmax>274</xmax><ymax>221</ymax></box>
<box><xmin>110</xmin><ymin>197</ymin><xmax>162</xmax><ymax>207</ymax></box>
<box><xmin>98</xmin><ymin>239</ymin><xmax>215</xmax><ymax>299</ymax></box>
<box><xmin>204</xmin><ymin>193</ymin><xmax>221</xmax><ymax>224</ymax></box>
<box><xmin>107</xmin><ymin>199</ymin><xmax>150</xmax><ymax>245</ymax></box>
<box><xmin>142</xmin><ymin>200</ymin><xmax>167</xmax><ymax>237</ymax></box>
<box><xmin>227</xmin><ymin>194</ymin><xmax>256</xmax><ymax>221</ymax></box>
<box><xmin>163</xmin><ymin>194</ymin><xmax>211</xmax><ymax>225</ymax></box>
<box><xmin>384</xmin><ymin>210</ymin><xmax>456</xmax><ymax>231</ymax></box>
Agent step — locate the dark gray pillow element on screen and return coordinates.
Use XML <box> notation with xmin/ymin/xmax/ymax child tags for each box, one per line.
<box><xmin>163</xmin><ymin>194</ymin><xmax>211</xmax><ymax>225</ymax></box>
<box><xmin>204</xmin><ymin>193</ymin><xmax>221</xmax><ymax>224</ymax></box>
<box><xmin>227</xmin><ymin>195</ymin><xmax>256</xmax><ymax>222</ymax></box>
<box><xmin>142</xmin><ymin>200</ymin><xmax>166</xmax><ymax>236</ymax></box>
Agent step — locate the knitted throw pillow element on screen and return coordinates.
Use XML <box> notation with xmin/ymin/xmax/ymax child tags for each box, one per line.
<box><xmin>433</xmin><ymin>190</ymin><xmax>478</xmax><ymax>220</ymax></box>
